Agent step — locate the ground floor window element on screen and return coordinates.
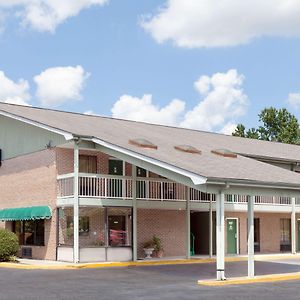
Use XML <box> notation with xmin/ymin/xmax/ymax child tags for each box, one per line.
<box><xmin>13</xmin><ymin>220</ymin><xmax>45</xmax><ymax>246</ymax></box>
<box><xmin>58</xmin><ymin>207</ymin><xmax>132</xmax><ymax>248</ymax></box>
<box><xmin>108</xmin><ymin>207</ymin><xmax>132</xmax><ymax>247</ymax></box>
<box><xmin>280</xmin><ymin>218</ymin><xmax>291</xmax><ymax>251</ymax></box>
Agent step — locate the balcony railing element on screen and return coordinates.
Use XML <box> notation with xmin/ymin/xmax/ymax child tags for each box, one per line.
<box><xmin>57</xmin><ymin>173</ymin><xmax>296</xmax><ymax>205</ymax></box>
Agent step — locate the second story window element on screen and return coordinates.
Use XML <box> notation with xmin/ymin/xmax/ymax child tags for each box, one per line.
<box><xmin>79</xmin><ymin>155</ymin><xmax>97</xmax><ymax>174</ymax></box>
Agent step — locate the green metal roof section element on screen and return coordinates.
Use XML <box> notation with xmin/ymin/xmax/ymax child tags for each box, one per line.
<box><xmin>0</xmin><ymin>206</ymin><xmax>52</xmax><ymax>221</ymax></box>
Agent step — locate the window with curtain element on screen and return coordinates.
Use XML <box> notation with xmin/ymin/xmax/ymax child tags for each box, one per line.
<box><xmin>280</xmin><ymin>218</ymin><xmax>291</xmax><ymax>245</ymax></box>
<box><xmin>79</xmin><ymin>155</ymin><xmax>97</xmax><ymax>173</ymax></box>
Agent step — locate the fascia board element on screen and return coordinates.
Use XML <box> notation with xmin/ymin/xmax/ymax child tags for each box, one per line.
<box><xmin>91</xmin><ymin>137</ymin><xmax>207</xmax><ymax>185</ymax></box>
<box><xmin>0</xmin><ymin>110</ymin><xmax>74</xmax><ymax>141</ymax></box>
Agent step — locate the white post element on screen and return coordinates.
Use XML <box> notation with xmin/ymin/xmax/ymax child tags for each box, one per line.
<box><xmin>132</xmin><ymin>165</ymin><xmax>138</xmax><ymax>261</ymax></box>
<box><xmin>186</xmin><ymin>187</ymin><xmax>191</xmax><ymax>259</ymax></box>
<box><xmin>216</xmin><ymin>191</ymin><xmax>225</xmax><ymax>280</ymax></box>
<box><xmin>73</xmin><ymin>140</ymin><xmax>80</xmax><ymax>263</ymax></box>
<box><xmin>247</xmin><ymin>195</ymin><xmax>255</xmax><ymax>278</ymax></box>
<box><xmin>209</xmin><ymin>196</ymin><xmax>213</xmax><ymax>258</ymax></box>
<box><xmin>291</xmin><ymin>197</ymin><xmax>296</xmax><ymax>254</ymax></box>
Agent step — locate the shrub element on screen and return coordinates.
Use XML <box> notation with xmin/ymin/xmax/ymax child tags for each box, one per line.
<box><xmin>152</xmin><ymin>235</ymin><xmax>163</xmax><ymax>252</ymax></box>
<box><xmin>0</xmin><ymin>229</ymin><xmax>19</xmax><ymax>261</ymax></box>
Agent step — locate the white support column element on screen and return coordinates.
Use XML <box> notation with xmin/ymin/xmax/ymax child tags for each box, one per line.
<box><xmin>209</xmin><ymin>196</ymin><xmax>213</xmax><ymax>258</ymax></box>
<box><xmin>291</xmin><ymin>197</ymin><xmax>296</xmax><ymax>255</ymax></box>
<box><xmin>73</xmin><ymin>141</ymin><xmax>80</xmax><ymax>263</ymax></box>
<box><xmin>132</xmin><ymin>165</ymin><xmax>138</xmax><ymax>261</ymax></box>
<box><xmin>216</xmin><ymin>191</ymin><xmax>225</xmax><ymax>280</ymax></box>
<box><xmin>247</xmin><ymin>195</ymin><xmax>255</xmax><ymax>278</ymax></box>
<box><xmin>186</xmin><ymin>187</ymin><xmax>191</xmax><ymax>259</ymax></box>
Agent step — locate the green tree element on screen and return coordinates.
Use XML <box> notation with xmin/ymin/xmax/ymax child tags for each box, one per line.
<box><xmin>232</xmin><ymin>107</ymin><xmax>300</xmax><ymax>144</ymax></box>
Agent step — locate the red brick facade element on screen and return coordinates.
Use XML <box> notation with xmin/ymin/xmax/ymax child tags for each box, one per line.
<box><xmin>0</xmin><ymin>149</ymin><xmax>57</xmax><ymax>260</ymax></box>
<box><xmin>0</xmin><ymin>147</ymin><xmax>297</xmax><ymax>261</ymax></box>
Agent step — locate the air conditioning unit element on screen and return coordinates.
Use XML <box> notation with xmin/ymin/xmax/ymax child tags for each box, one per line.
<box><xmin>21</xmin><ymin>247</ymin><xmax>32</xmax><ymax>258</ymax></box>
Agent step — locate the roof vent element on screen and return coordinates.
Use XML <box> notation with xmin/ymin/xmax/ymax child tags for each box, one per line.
<box><xmin>174</xmin><ymin>145</ymin><xmax>201</xmax><ymax>154</ymax></box>
<box><xmin>211</xmin><ymin>149</ymin><xmax>237</xmax><ymax>158</ymax></box>
<box><xmin>129</xmin><ymin>138</ymin><xmax>157</xmax><ymax>149</ymax></box>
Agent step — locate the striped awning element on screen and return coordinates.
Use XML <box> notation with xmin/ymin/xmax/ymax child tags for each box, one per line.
<box><xmin>0</xmin><ymin>206</ymin><xmax>52</xmax><ymax>221</ymax></box>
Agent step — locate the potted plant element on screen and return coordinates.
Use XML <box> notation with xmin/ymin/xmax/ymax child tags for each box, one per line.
<box><xmin>152</xmin><ymin>235</ymin><xmax>164</xmax><ymax>258</ymax></box>
<box><xmin>143</xmin><ymin>240</ymin><xmax>155</xmax><ymax>259</ymax></box>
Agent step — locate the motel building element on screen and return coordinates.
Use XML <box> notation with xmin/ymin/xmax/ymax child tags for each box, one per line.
<box><xmin>2</xmin><ymin>103</ymin><xmax>300</xmax><ymax>280</ymax></box>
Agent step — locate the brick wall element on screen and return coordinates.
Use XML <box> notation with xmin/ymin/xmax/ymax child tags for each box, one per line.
<box><xmin>225</xmin><ymin>211</ymin><xmax>298</xmax><ymax>254</ymax></box>
<box><xmin>0</xmin><ymin>149</ymin><xmax>57</xmax><ymax>260</ymax></box>
<box><xmin>56</xmin><ymin>148</ymin><xmax>109</xmax><ymax>175</ymax></box>
<box><xmin>137</xmin><ymin>209</ymin><xmax>186</xmax><ymax>258</ymax></box>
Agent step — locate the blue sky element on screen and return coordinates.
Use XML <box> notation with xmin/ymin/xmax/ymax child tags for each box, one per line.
<box><xmin>1</xmin><ymin>0</ymin><xmax>300</xmax><ymax>134</ymax></box>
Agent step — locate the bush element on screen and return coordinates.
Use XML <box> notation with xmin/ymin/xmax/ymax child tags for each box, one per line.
<box><xmin>0</xmin><ymin>229</ymin><xmax>19</xmax><ymax>261</ymax></box>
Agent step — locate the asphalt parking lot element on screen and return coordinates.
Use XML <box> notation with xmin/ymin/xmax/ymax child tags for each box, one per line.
<box><xmin>1</xmin><ymin>259</ymin><xmax>300</xmax><ymax>300</ymax></box>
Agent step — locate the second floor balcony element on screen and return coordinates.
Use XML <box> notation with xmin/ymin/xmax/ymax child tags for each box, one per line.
<box><xmin>57</xmin><ymin>173</ymin><xmax>297</xmax><ymax>206</ymax></box>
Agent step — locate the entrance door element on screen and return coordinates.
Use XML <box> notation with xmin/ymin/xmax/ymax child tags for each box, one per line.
<box><xmin>108</xmin><ymin>159</ymin><xmax>123</xmax><ymax>197</ymax></box>
<box><xmin>227</xmin><ymin>218</ymin><xmax>238</xmax><ymax>254</ymax></box>
<box><xmin>136</xmin><ymin>167</ymin><xmax>146</xmax><ymax>199</ymax></box>
<box><xmin>298</xmin><ymin>220</ymin><xmax>300</xmax><ymax>252</ymax></box>
<box><xmin>254</xmin><ymin>218</ymin><xmax>260</xmax><ymax>252</ymax></box>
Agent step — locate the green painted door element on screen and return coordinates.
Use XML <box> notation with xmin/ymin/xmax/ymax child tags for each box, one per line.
<box><xmin>227</xmin><ymin>219</ymin><xmax>237</xmax><ymax>254</ymax></box>
<box><xmin>298</xmin><ymin>220</ymin><xmax>300</xmax><ymax>252</ymax></box>
<box><xmin>108</xmin><ymin>159</ymin><xmax>123</xmax><ymax>197</ymax></box>
<box><xmin>136</xmin><ymin>167</ymin><xmax>146</xmax><ymax>198</ymax></box>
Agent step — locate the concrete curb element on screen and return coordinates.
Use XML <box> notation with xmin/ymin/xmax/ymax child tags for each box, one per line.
<box><xmin>0</xmin><ymin>254</ymin><xmax>298</xmax><ymax>270</ymax></box>
<box><xmin>0</xmin><ymin>257</ymin><xmax>242</xmax><ymax>270</ymax></box>
<box><xmin>198</xmin><ymin>272</ymin><xmax>300</xmax><ymax>286</ymax></box>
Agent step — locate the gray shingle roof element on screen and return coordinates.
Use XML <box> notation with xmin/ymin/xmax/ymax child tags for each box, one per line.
<box><xmin>1</xmin><ymin>102</ymin><xmax>300</xmax><ymax>187</ymax></box>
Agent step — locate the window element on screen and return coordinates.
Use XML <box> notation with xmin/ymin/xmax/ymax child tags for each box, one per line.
<box><xmin>79</xmin><ymin>155</ymin><xmax>97</xmax><ymax>173</ymax></box>
<box><xmin>280</xmin><ymin>219</ymin><xmax>291</xmax><ymax>244</ymax></box>
<box><xmin>108</xmin><ymin>207</ymin><xmax>132</xmax><ymax>247</ymax></box>
<box><xmin>67</xmin><ymin>216</ymin><xmax>90</xmax><ymax>236</ymax></box>
<box><xmin>13</xmin><ymin>220</ymin><xmax>45</xmax><ymax>246</ymax></box>
<box><xmin>280</xmin><ymin>218</ymin><xmax>291</xmax><ymax>252</ymax></box>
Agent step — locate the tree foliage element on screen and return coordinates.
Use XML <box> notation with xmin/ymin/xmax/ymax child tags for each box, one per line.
<box><xmin>232</xmin><ymin>107</ymin><xmax>300</xmax><ymax>144</ymax></box>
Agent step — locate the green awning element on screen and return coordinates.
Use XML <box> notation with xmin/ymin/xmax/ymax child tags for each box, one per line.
<box><xmin>0</xmin><ymin>206</ymin><xmax>52</xmax><ymax>221</ymax></box>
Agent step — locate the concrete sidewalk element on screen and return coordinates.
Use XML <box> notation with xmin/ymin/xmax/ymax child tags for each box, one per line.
<box><xmin>0</xmin><ymin>253</ymin><xmax>299</xmax><ymax>270</ymax></box>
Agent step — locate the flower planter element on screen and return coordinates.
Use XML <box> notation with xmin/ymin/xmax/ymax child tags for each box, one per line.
<box><xmin>143</xmin><ymin>248</ymin><xmax>155</xmax><ymax>259</ymax></box>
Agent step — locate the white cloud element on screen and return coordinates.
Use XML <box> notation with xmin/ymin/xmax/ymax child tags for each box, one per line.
<box><xmin>286</xmin><ymin>93</ymin><xmax>300</xmax><ymax>110</ymax></box>
<box><xmin>34</xmin><ymin>65</ymin><xmax>90</xmax><ymax>107</ymax></box>
<box><xmin>0</xmin><ymin>0</ymin><xmax>108</xmax><ymax>33</ymax></box>
<box><xmin>111</xmin><ymin>69</ymin><xmax>248</xmax><ymax>133</ymax></box>
<box><xmin>112</xmin><ymin>94</ymin><xmax>185</xmax><ymax>126</ymax></box>
<box><xmin>84</xmin><ymin>110</ymin><xmax>99</xmax><ymax>116</ymax></box>
<box><xmin>141</xmin><ymin>0</ymin><xmax>300</xmax><ymax>48</ymax></box>
<box><xmin>0</xmin><ymin>71</ymin><xmax>31</xmax><ymax>106</ymax></box>
<box><xmin>180</xmin><ymin>69</ymin><xmax>248</xmax><ymax>131</ymax></box>
<box><xmin>219</xmin><ymin>122</ymin><xmax>238</xmax><ymax>135</ymax></box>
